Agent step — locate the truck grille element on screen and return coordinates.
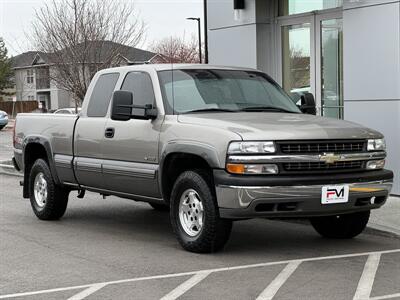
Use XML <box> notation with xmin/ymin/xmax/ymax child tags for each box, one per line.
<box><xmin>283</xmin><ymin>160</ymin><xmax>364</xmax><ymax>172</ymax></box>
<box><xmin>278</xmin><ymin>140</ymin><xmax>366</xmax><ymax>154</ymax></box>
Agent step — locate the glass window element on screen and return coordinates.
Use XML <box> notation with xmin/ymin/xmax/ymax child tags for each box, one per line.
<box><xmin>26</xmin><ymin>69</ymin><xmax>34</xmax><ymax>84</ymax></box>
<box><xmin>281</xmin><ymin>23</ymin><xmax>311</xmax><ymax>102</ymax></box>
<box><xmin>121</xmin><ymin>72</ymin><xmax>155</xmax><ymax>106</ymax></box>
<box><xmin>87</xmin><ymin>73</ymin><xmax>119</xmax><ymax>117</ymax></box>
<box><xmin>279</xmin><ymin>0</ymin><xmax>343</xmax><ymax>16</ymax></box>
<box><xmin>158</xmin><ymin>69</ymin><xmax>300</xmax><ymax>115</ymax></box>
<box><xmin>321</xmin><ymin>18</ymin><xmax>343</xmax><ymax>118</ymax></box>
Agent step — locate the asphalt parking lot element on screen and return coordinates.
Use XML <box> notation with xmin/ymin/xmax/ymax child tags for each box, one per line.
<box><xmin>0</xmin><ymin>174</ymin><xmax>399</xmax><ymax>300</ymax></box>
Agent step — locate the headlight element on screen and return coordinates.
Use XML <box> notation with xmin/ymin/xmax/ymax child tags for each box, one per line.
<box><xmin>367</xmin><ymin>139</ymin><xmax>386</xmax><ymax>151</ymax></box>
<box><xmin>366</xmin><ymin>160</ymin><xmax>385</xmax><ymax>170</ymax></box>
<box><xmin>226</xmin><ymin>163</ymin><xmax>279</xmax><ymax>175</ymax></box>
<box><xmin>228</xmin><ymin>141</ymin><xmax>276</xmax><ymax>154</ymax></box>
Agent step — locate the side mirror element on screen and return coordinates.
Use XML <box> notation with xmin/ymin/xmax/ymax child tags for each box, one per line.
<box><xmin>111</xmin><ymin>91</ymin><xmax>158</xmax><ymax>121</ymax></box>
<box><xmin>299</xmin><ymin>92</ymin><xmax>317</xmax><ymax>115</ymax></box>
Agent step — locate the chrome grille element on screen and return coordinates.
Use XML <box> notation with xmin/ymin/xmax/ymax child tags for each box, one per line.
<box><xmin>279</xmin><ymin>140</ymin><xmax>365</xmax><ymax>154</ymax></box>
<box><xmin>283</xmin><ymin>160</ymin><xmax>364</xmax><ymax>172</ymax></box>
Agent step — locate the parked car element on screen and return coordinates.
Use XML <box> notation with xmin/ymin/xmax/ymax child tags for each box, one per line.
<box><xmin>0</xmin><ymin>110</ymin><xmax>9</xmax><ymax>130</ymax></box>
<box><xmin>54</xmin><ymin>107</ymin><xmax>81</xmax><ymax>114</ymax></box>
<box><xmin>13</xmin><ymin>64</ymin><xmax>393</xmax><ymax>253</ymax></box>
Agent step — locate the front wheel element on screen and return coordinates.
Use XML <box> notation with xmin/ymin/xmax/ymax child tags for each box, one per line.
<box><xmin>310</xmin><ymin>211</ymin><xmax>370</xmax><ymax>239</ymax></box>
<box><xmin>170</xmin><ymin>170</ymin><xmax>232</xmax><ymax>253</ymax></box>
<box><xmin>29</xmin><ymin>159</ymin><xmax>69</xmax><ymax>220</ymax></box>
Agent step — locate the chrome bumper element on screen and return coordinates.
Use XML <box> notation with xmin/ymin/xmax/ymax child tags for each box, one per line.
<box><xmin>216</xmin><ymin>179</ymin><xmax>393</xmax><ymax>219</ymax></box>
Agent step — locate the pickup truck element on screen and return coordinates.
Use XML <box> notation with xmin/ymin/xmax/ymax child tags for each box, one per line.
<box><xmin>13</xmin><ymin>64</ymin><xmax>394</xmax><ymax>253</ymax></box>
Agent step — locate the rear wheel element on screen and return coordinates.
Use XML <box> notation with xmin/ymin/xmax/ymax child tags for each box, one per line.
<box><xmin>29</xmin><ymin>159</ymin><xmax>69</xmax><ymax>220</ymax></box>
<box><xmin>0</xmin><ymin>125</ymin><xmax>4</xmax><ymax>131</ymax></box>
<box><xmin>170</xmin><ymin>170</ymin><xmax>232</xmax><ymax>253</ymax></box>
<box><xmin>310</xmin><ymin>211</ymin><xmax>370</xmax><ymax>239</ymax></box>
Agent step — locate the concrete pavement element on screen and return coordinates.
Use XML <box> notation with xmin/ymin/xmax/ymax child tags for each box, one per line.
<box><xmin>0</xmin><ymin>175</ymin><xmax>399</xmax><ymax>299</ymax></box>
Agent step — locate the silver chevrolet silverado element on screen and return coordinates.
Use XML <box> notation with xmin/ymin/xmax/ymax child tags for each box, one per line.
<box><xmin>13</xmin><ymin>64</ymin><xmax>394</xmax><ymax>253</ymax></box>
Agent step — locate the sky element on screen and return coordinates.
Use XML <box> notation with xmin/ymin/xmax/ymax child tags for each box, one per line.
<box><xmin>0</xmin><ymin>0</ymin><xmax>203</xmax><ymax>56</ymax></box>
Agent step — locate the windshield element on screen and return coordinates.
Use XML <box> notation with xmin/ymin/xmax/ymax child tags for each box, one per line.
<box><xmin>158</xmin><ymin>69</ymin><xmax>300</xmax><ymax>114</ymax></box>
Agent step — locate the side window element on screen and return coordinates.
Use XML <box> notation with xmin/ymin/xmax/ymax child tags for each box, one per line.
<box><xmin>87</xmin><ymin>73</ymin><xmax>119</xmax><ymax>117</ymax></box>
<box><xmin>121</xmin><ymin>72</ymin><xmax>155</xmax><ymax>106</ymax></box>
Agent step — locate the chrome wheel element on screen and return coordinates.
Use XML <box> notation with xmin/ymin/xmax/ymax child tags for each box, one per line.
<box><xmin>33</xmin><ymin>172</ymin><xmax>48</xmax><ymax>208</ymax></box>
<box><xmin>179</xmin><ymin>189</ymin><xmax>204</xmax><ymax>237</ymax></box>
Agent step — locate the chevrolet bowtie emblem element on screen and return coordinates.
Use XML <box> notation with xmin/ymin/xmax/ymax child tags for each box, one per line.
<box><xmin>320</xmin><ymin>153</ymin><xmax>341</xmax><ymax>164</ymax></box>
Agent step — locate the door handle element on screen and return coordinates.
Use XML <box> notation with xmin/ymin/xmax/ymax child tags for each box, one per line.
<box><xmin>105</xmin><ymin>127</ymin><xmax>115</xmax><ymax>138</ymax></box>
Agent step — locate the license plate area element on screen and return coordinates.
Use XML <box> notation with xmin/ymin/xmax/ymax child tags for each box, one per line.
<box><xmin>321</xmin><ymin>185</ymin><xmax>349</xmax><ymax>204</ymax></box>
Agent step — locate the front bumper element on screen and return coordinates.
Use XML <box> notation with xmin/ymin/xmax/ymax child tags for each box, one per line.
<box><xmin>214</xmin><ymin>169</ymin><xmax>394</xmax><ymax>219</ymax></box>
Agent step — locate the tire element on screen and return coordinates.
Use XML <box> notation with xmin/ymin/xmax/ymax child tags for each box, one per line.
<box><xmin>310</xmin><ymin>211</ymin><xmax>370</xmax><ymax>239</ymax></box>
<box><xmin>170</xmin><ymin>170</ymin><xmax>232</xmax><ymax>253</ymax></box>
<box><xmin>149</xmin><ymin>202</ymin><xmax>169</xmax><ymax>211</ymax></box>
<box><xmin>29</xmin><ymin>159</ymin><xmax>69</xmax><ymax>220</ymax></box>
<box><xmin>0</xmin><ymin>125</ymin><xmax>4</xmax><ymax>131</ymax></box>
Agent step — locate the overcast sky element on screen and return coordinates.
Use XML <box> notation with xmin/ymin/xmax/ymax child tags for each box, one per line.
<box><xmin>0</xmin><ymin>0</ymin><xmax>203</xmax><ymax>56</ymax></box>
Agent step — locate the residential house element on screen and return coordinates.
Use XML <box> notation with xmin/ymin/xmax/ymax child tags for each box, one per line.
<box><xmin>11</xmin><ymin>41</ymin><xmax>165</xmax><ymax>110</ymax></box>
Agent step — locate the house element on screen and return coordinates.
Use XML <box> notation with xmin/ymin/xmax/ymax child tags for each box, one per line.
<box><xmin>11</xmin><ymin>41</ymin><xmax>165</xmax><ymax>110</ymax></box>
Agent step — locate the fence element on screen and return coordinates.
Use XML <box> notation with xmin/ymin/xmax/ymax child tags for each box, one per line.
<box><xmin>0</xmin><ymin>101</ymin><xmax>38</xmax><ymax>117</ymax></box>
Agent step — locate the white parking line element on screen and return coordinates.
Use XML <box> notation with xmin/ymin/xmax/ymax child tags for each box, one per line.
<box><xmin>353</xmin><ymin>253</ymin><xmax>381</xmax><ymax>300</ymax></box>
<box><xmin>160</xmin><ymin>271</ymin><xmax>211</xmax><ymax>300</ymax></box>
<box><xmin>67</xmin><ymin>283</ymin><xmax>107</xmax><ymax>300</ymax></box>
<box><xmin>370</xmin><ymin>293</ymin><xmax>400</xmax><ymax>300</ymax></box>
<box><xmin>255</xmin><ymin>261</ymin><xmax>301</xmax><ymax>300</ymax></box>
<box><xmin>0</xmin><ymin>249</ymin><xmax>399</xmax><ymax>299</ymax></box>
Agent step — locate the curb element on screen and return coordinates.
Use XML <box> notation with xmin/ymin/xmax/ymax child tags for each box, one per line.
<box><xmin>0</xmin><ymin>160</ymin><xmax>23</xmax><ymax>177</ymax></box>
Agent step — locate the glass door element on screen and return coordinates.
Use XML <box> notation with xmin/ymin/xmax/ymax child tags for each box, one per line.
<box><xmin>277</xmin><ymin>11</ymin><xmax>343</xmax><ymax>118</ymax></box>
<box><xmin>316</xmin><ymin>13</ymin><xmax>343</xmax><ymax>118</ymax></box>
<box><xmin>278</xmin><ymin>16</ymin><xmax>315</xmax><ymax>106</ymax></box>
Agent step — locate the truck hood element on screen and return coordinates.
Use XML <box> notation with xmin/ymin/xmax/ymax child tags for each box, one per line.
<box><xmin>177</xmin><ymin>112</ymin><xmax>382</xmax><ymax>140</ymax></box>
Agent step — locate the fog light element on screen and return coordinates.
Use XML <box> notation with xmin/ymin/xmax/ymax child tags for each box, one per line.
<box><xmin>366</xmin><ymin>160</ymin><xmax>385</xmax><ymax>170</ymax></box>
<box><xmin>226</xmin><ymin>163</ymin><xmax>279</xmax><ymax>175</ymax></box>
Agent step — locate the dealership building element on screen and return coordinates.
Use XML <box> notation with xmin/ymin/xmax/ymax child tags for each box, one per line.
<box><xmin>206</xmin><ymin>0</ymin><xmax>400</xmax><ymax>194</ymax></box>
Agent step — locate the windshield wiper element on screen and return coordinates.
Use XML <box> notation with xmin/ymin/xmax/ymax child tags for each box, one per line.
<box><xmin>238</xmin><ymin>106</ymin><xmax>299</xmax><ymax>113</ymax></box>
<box><xmin>183</xmin><ymin>108</ymin><xmax>237</xmax><ymax>114</ymax></box>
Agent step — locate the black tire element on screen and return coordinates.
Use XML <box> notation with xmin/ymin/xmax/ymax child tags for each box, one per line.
<box><xmin>310</xmin><ymin>211</ymin><xmax>370</xmax><ymax>239</ymax></box>
<box><xmin>149</xmin><ymin>202</ymin><xmax>169</xmax><ymax>211</ymax></box>
<box><xmin>170</xmin><ymin>170</ymin><xmax>232</xmax><ymax>253</ymax></box>
<box><xmin>29</xmin><ymin>159</ymin><xmax>69</xmax><ymax>220</ymax></box>
<box><xmin>0</xmin><ymin>125</ymin><xmax>4</xmax><ymax>131</ymax></box>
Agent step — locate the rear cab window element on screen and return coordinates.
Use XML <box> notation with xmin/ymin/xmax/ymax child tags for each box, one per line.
<box><xmin>87</xmin><ymin>73</ymin><xmax>120</xmax><ymax>117</ymax></box>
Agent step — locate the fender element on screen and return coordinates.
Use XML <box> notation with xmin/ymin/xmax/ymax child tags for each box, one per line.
<box><xmin>158</xmin><ymin>140</ymin><xmax>222</xmax><ymax>197</ymax></box>
<box><xmin>22</xmin><ymin>135</ymin><xmax>61</xmax><ymax>198</ymax></box>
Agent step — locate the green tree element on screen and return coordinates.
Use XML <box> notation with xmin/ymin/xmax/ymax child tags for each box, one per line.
<box><xmin>0</xmin><ymin>38</ymin><xmax>13</xmax><ymax>95</ymax></box>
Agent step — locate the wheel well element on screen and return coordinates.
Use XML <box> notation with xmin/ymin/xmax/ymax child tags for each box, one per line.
<box><xmin>23</xmin><ymin>143</ymin><xmax>49</xmax><ymax>198</ymax></box>
<box><xmin>161</xmin><ymin>153</ymin><xmax>212</xmax><ymax>202</ymax></box>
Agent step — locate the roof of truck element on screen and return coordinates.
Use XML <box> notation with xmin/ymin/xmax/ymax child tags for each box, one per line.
<box><xmin>98</xmin><ymin>64</ymin><xmax>258</xmax><ymax>73</ymax></box>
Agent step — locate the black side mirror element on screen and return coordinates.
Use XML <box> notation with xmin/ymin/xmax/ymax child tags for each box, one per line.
<box><xmin>111</xmin><ymin>91</ymin><xmax>158</xmax><ymax>121</ymax></box>
<box><xmin>299</xmin><ymin>92</ymin><xmax>317</xmax><ymax>115</ymax></box>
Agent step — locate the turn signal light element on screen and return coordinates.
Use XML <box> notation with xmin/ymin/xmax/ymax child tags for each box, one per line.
<box><xmin>226</xmin><ymin>163</ymin><xmax>279</xmax><ymax>175</ymax></box>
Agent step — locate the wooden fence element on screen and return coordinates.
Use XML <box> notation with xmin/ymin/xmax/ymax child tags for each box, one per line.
<box><xmin>0</xmin><ymin>101</ymin><xmax>38</xmax><ymax>116</ymax></box>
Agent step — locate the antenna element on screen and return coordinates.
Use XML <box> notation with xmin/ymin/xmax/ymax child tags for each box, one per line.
<box><xmin>171</xmin><ymin>54</ymin><xmax>175</xmax><ymax>116</ymax></box>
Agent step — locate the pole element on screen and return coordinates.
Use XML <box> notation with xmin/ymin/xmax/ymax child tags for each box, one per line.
<box><xmin>197</xmin><ymin>19</ymin><xmax>202</xmax><ymax>64</ymax></box>
<box><xmin>203</xmin><ymin>0</ymin><xmax>208</xmax><ymax>63</ymax></box>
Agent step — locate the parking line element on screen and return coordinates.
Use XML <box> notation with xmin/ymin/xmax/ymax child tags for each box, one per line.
<box><xmin>160</xmin><ymin>271</ymin><xmax>211</xmax><ymax>300</ymax></box>
<box><xmin>255</xmin><ymin>261</ymin><xmax>301</xmax><ymax>300</ymax></box>
<box><xmin>67</xmin><ymin>283</ymin><xmax>108</xmax><ymax>300</ymax></box>
<box><xmin>370</xmin><ymin>293</ymin><xmax>400</xmax><ymax>300</ymax></box>
<box><xmin>353</xmin><ymin>253</ymin><xmax>381</xmax><ymax>300</ymax></box>
<box><xmin>0</xmin><ymin>249</ymin><xmax>399</xmax><ymax>299</ymax></box>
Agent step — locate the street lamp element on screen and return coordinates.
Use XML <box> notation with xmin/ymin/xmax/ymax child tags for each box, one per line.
<box><xmin>186</xmin><ymin>17</ymin><xmax>202</xmax><ymax>64</ymax></box>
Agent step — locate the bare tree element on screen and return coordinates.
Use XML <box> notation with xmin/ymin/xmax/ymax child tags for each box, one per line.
<box><xmin>31</xmin><ymin>0</ymin><xmax>145</xmax><ymax>107</ymax></box>
<box><xmin>151</xmin><ymin>35</ymin><xmax>200</xmax><ymax>64</ymax></box>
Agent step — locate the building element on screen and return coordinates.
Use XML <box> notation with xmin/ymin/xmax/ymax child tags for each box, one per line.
<box><xmin>11</xmin><ymin>41</ymin><xmax>164</xmax><ymax>110</ymax></box>
<box><xmin>207</xmin><ymin>0</ymin><xmax>400</xmax><ymax>195</ymax></box>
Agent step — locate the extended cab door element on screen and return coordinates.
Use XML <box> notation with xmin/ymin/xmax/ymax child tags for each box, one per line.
<box><xmin>102</xmin><ymin>71</ymin><xmax>162</xmax><ymax>198</ymax></box>
<box><xmin>74</xmin><ymin>72</ymin><xmax>119</xmax><ymax>189</ymax></box>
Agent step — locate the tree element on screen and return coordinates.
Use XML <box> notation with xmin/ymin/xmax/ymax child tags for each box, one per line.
<box><xmin>151</xmin><ymin>35</ymin><xmax>200</xmax><ymax>64</ymax></box>
<box><xmin>0</xmin><ymin>38</ymin><xmax>14</xmax><ymax>96</ymax></box>
<box><xmin>31</xmin><ymin>0</ymin><xmax>145</xmax><ymax>107</ymax></box>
